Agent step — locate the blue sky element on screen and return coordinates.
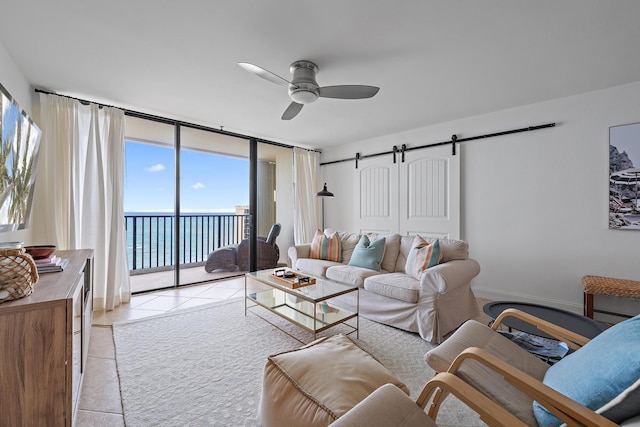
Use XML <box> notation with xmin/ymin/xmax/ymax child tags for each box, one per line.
<box><xmin>124</xmin><ymin>141</ymin><xmax>249</xmax><ymax>213</ymax></box>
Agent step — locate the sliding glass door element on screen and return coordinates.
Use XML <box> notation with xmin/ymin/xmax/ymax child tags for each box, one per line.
<box><xmin>177</xmin><ymin>127</ymin><xmax>249</xmax><ymax>287</ymax></box>
<box><xmin>124</xmin><ymin>117</ymin><xmax>177</xmax><ymax>292</ymax></box>
<box><xmin>123</xmin><ymin>116</ymin><xmax>293</xmax><ymax>293</ymax></box>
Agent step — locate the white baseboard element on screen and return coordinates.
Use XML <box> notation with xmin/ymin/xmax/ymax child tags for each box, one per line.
<box><xmin>472</xmin><ymin>286</ymin><xmax>583</xmax><ymax>315</ymax></box>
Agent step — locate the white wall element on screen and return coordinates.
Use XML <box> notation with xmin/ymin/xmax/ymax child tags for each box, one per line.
<box><xmin>0</xmin><ymin>41</ymin><xmax>36</xmax><ymax>245</ymax></box>
<box><xmin>321</xmin><ymin>81</ymin><xmax>640</xmax><ymax>316</ymax></box>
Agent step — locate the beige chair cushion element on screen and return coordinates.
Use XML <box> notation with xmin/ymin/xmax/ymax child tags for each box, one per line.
<box><xmin>259</xmin><ymin>334</ymin><xmax>409</xmax><ymax>427</ymax></box>
<box><xmin>425</xmin><ymin>320</ymin><xmax>550</xmax><ymax>426</ymax></box>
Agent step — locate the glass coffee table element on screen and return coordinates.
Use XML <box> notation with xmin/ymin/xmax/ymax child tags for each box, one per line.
<box><xmin>245</xmin><ymin>269</ymin><xmax>359</xmax><ymax>341</ymax></box>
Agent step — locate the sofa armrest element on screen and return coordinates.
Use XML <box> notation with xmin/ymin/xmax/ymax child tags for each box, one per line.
<box><xmin>419</xmin><ymin>258</ymin><xmax>480</xmax><ymax>295</ymax></box>
<box><xmin>288</xmin><ymin>244</ymin><xmax>311</xmax><ymax>269</ymax></box>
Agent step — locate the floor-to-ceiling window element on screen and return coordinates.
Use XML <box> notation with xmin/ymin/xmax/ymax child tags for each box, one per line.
<box><xmin>123</xmin><ymin>115</ymin><xmax>293</xmax><ymax>293</ymax></box>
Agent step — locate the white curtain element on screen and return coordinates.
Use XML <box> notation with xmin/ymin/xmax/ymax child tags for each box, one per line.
<box><xmin>293</xmin><ymin>147</ymin><xmax>322</xmax><ymax>244</ymax></box>
<box><xmin>35</xmin><ymin>94</ymin><xmax>130</xmax><ymax>310</ymax></box>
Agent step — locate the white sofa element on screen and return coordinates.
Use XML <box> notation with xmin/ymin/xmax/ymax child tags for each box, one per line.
<box><xmin>288</xmin><ymin>231</ymin><xmax>481</xmax><ymax>343</ymax></box>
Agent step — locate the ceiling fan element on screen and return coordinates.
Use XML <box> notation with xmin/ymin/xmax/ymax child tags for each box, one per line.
<box><xmin>238</xmin><ymin>60</ymin><xmax>380</xmax><ymax>120</ymax></box>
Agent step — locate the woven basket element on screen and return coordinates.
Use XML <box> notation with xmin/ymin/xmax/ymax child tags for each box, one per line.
<box><xmin>0</xmin><ymin>248</ymin><xmax>39</xmax><ymax>303</ymax></box>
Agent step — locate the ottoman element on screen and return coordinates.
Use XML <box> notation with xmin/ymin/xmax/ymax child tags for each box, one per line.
<box><xmin>258</xmin><ymin>334</ymin><xmax>409</xmax><ymax>427</ymax></box>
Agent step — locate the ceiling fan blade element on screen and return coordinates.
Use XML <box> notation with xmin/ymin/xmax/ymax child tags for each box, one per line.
<box><xmin>318</xmin><ymin>85</ymin><xmax>380</xmax><ymax>99</ymax></box>
<box><xmin>282</xmin><ymin>102</ymin><xmax>303</xmax><ymax>120</ymax></box>
<box><xmin>238</xmin><ymin>62</ymin><xmax>291</xmax><ymax>87</ymax></box>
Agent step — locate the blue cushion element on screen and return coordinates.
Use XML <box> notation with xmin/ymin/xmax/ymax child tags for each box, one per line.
<box><xmin>533</xmin><ymin>314</ymin><xmax>640</xmax><ymax>426</ymax></box>
<box><xmin>348</xmin><ymin>236</ymin><xmax>386</xmax><ymax>271</ymax></box>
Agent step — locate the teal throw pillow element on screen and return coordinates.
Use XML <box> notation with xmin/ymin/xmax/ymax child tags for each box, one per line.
<box><xmin>348</xmin><ymin>235</ymin><xmax>386</xmax><ymax>271</ymax></box>
<box><xmin>533</xmin><ymin>314</ymin><xmax>640</xmax><ymax>426</ymax></box>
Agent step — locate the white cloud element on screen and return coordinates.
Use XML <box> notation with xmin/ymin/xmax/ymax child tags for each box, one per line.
<box><xmin>146</xmin><ymin>163</ymin><xmax>165</xmax><ymax>173</ymax></box>
<box><xmin>192</xmin><ymin>182</ymin><xmax>205</xmax><ymax>190</ymax></box>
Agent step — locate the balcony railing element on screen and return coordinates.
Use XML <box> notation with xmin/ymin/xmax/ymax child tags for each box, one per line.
<box><xmin>125</xmin><ymin>213</ymin><xmax>249</xmax><ymax>272</ymax></box>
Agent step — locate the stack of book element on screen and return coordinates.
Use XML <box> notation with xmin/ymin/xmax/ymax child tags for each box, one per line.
<box><xmin>35</xmin><ymin>255</ymin><xmax>69</xmax><ymax>273</ymax></box>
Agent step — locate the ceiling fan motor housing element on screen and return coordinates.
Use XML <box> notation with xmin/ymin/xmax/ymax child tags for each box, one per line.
<box><xmin>288</xmin><ymin>60</ymin><xmax>320</xmax><ymax>104</ymax></box>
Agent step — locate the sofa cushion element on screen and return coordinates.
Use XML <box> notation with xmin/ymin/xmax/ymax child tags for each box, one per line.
<box><xmin>337</xmin><ymin>231</ymin><xmax>362</xmax><ymax>264</ymax></box>
<box><xmin>533</xmin><ymin>314</ymin><xmax>640</xmax><ymax>427</ymax></box>
<box><xmin>396</xmin><ymin>236</ymin><xmax>468</xmax><ymax>271</ymax></box>
<box><xmin>366</xmin><ymin>233</ymin><xmax>401</xmax><ymax>273</ymax></box>
<box><xmin>364</xmin><ymin>273</ymin><xmax>420</xmax><ymax>303</ymax></box>
<box><xmin>437</xmin><ymin>238</ymin><xmax>469</xmax><ymax>262</ymax></box>
<box><xmin>405</xmin><ymin>236</ymin><xmax>441</xmax><ymax>280</ymax></box>
<box><xmin>310</xmin><ymin>230</ymin><xmax>342</xmax><ymax>262</ymax></box>
<box><xmin>326</xmin><ymin>265</ymin><xmax>381</xmax><ymax>287</ymax></box>
<box><xmin>296</xmin><ymin>258</ymin><xmax>342</xmax><ymax>278</ymax></box>
<box><xmin>348</xmin><ymin>236</ymin><xmax>386</xmax><ymax>271</ymax></box>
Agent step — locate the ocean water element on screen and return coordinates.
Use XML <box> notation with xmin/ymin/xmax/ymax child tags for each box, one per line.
<box><xmin>125</xmin><ymin>212</ymin><xmax>248</xmax><ymax>270</ymax></box>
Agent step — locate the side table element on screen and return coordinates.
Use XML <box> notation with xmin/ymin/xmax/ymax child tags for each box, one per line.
<box><xmin>483</xmin><ymin>301</ymin><xmax>607</xmax><ymax>340</ymax></box>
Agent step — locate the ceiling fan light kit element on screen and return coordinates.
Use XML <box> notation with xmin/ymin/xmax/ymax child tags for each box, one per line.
<box><xmin>289</xmin><ymin>60</ymin><xmax>320</xmax><ymax>104</ymax></box>
<box><xmin>238</xmin><ymin>59</ymin><xmax>380</xmax><ymax>120</ymax></box>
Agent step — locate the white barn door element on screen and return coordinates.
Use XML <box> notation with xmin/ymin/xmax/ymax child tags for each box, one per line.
<box><xmin>355</xmin><ymin>157</ymin><xmax>398</xmax><ymax>234</ymax></box>
<box><xmin>355</xmin><ymin>144</ymin><xmax>460</xmax><ymax>238</ymax></box>
<box><xmin>399</xmin><ymin>144</ymin><xmax>460</xmax><ymax>239</ymax></box>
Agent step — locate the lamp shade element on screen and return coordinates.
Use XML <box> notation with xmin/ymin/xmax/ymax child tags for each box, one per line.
<box><xmin>316</xmin><ymin>183</ymin><xmax>334</xmax><ymax>198</ymax></box>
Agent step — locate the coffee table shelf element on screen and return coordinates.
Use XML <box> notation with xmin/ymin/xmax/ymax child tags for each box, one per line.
<box><xmin>245</xmin><ymin>270</ymin><xmax>359</xmax><ymax>341</ymax></box>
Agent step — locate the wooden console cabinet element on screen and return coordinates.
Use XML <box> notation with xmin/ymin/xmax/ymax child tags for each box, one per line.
<box><xmin>0</xmin><ymin>249</ymin><xmax>93</xmax><ymax>427</ymax></box>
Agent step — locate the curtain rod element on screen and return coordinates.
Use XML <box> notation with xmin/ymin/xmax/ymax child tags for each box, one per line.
<box><xmin>34</xmin><ymin>88</ymin><xmax>316</xmax><ymax>151</ymax></box>
<box><xmin>320</xmin><ymin>122</ymin><xmax>556</xmax><ymax>167</ymax></box>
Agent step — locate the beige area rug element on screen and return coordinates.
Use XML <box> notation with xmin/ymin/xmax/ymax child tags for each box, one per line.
<box><xmin>112</xmin><ymin>298</ymin><xmax>485</xmax><ymax>427</ymax></box>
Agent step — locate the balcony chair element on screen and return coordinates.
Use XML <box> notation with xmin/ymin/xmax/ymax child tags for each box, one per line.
<box><xmin>204</xmin><ymin>223</ymin><xmax>281</xmax><ymax>273</ymax></box>
<box><xmin>424</xmin><ymin>309</ymin><xmax>640</xmax><ymax>426</ymax></box>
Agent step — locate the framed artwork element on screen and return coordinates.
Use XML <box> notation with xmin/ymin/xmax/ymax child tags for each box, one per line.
<box><xmin>609</xmin><ymin>122</ymin><xmax>640</xmax><ymax>229</ymax></box>
<box><xmin>0</xmin><ymin>83</ymin><xmax>42</xmax><ymax>232</ymax></box>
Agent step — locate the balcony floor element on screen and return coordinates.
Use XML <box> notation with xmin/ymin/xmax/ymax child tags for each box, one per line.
<box><xmin>128</xmin><ymin>264</ymin><xmax>243</xmax><ymax>293</ymax></box>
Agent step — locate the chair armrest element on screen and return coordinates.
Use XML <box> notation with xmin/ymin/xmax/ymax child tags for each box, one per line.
<box><xmin>446</xmin><ymin>347</ymin><xmax>619</xmax><ymax>427</ymax></box>
<box><xmin>204</xmin><ymin>245</ymin><xmax>239</xmax><ymax>272</ymax></box>
<box><xmin>417</xmin><ymin>372</ymin><xmax>528</xmax><ymax>427</ymax></box>
<box><xmin>492</xmin><ymin>308</ymin><xmax>591</xmax><ymax>349</ymax></box>
<box><xmin>419</xmin><ymin>258</ymin><xmax>480</xmax><ymax>295</ymax></box>
<box><xmin>288</xmin><ymin>244</ymin><xmax>311</xmax><ymax>269</ymax></box>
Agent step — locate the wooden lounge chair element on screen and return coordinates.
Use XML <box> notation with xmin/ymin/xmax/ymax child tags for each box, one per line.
<box><xmin>425</xmin><ymin>309</ymin><xmax>640</xmax><ymax>426</ymax></box>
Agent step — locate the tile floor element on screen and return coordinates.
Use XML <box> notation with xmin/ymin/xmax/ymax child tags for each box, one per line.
<box><xmin>77</xmin><ymin>277</ymin><xmax>492</xmax><ymax>426</ymax></box>
<box><xmin>77</xmin><ymin>277</ymin><xmax>246</xmax><ymax>426</ymax></box>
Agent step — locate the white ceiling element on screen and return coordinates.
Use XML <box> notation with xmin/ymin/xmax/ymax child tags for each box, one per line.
<box><xmin>2</xmin><ymin>1</ymin><xmax>640</xmax><ymax>150</ymax></box>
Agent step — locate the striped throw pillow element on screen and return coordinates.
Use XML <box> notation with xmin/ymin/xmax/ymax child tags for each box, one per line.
<box><xmin>405</xmin><ymin>236</ymin><xmax>441</xmax><ymax>280</ymax></box>
<box><xmin>309</xmin><ymin>230</ymin><xmax>342</xmax><ymax>262</ymax></box>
